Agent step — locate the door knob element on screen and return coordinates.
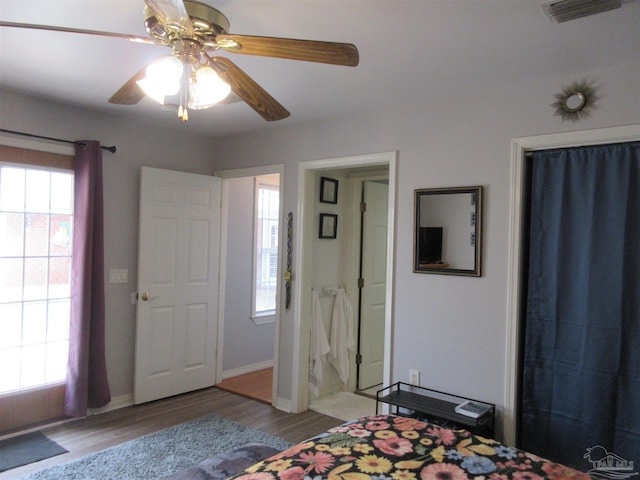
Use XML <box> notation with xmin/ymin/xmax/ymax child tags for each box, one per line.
<box><xmin>140</xmin><ymin>292</ymin><xmax>153</xmax><ymax>301</ymax></box>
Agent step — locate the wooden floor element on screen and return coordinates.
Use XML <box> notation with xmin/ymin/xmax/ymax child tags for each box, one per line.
<box><xmin>0</xmin><ymin>387</ymin><xmax>343</xmax><ymax>480</ymax></box>
<box><xmin>216</xmin><ymin>368</ymin><xmax>273</xmax><ymax>404</ymax></box>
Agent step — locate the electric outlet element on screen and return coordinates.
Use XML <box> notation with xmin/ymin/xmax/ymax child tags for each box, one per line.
<box><xmin>409</xmin><ymin>369</ymin><xmax>420</xmax><ymax>386</ymax></box>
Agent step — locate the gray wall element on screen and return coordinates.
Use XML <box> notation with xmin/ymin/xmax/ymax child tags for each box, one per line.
<box><xmin>1</xmin><ymin>54</ymin><xmax>638</xmax><ymax>439</ymax></box>
<box><xmin>211</xmin><ymin>62</ymin><xmax>640</xmax><ymax>433</ymax></box>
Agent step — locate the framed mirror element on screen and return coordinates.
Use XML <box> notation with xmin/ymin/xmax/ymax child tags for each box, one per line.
<box><xmin>414</xmin><ymin>186</ymin><xmax>483</xmax><ymax>276</ymax></box>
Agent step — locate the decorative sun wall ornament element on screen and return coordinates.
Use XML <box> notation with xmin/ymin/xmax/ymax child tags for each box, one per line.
<box><xmin>551</xmin><ymin>80</ymin><xmax>600</xmax><ymax>122</ymax></box>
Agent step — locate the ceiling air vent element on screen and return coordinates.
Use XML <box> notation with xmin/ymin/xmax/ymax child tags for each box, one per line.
<box><xmin>540</xmin><ymin>0</ymin><xmax>622</xmax><ymax>23</ymax></box>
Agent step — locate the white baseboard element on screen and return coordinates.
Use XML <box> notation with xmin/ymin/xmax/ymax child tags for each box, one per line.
<box><xmin>273</xmin><ymin>396</ymin><xmax>293</xmax><ymax>413</ymax></box>
<box><xmin>221</xmin><ymin>359</ymin><xmax>274</xmax><ymax>380</ymax></box>
<box><xmin>87</xmin><ymin>360</ymin><xmax>275</xmax><ymax>416</ymax></box>
<box><xmin>88</xmin><ymin>393</ymin><xmax>134</xmax><ymax>415</ymax></box>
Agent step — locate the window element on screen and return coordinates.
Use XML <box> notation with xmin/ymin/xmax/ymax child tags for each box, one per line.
<box><xmin>0</xmin><ymin>162</ymin><xmax>74</xmax><ymax>394</ymax></box>
<box><xmin>252</xmin><ymin>175</ymin><xmax>280</xmax><ymax>320</ymax></box>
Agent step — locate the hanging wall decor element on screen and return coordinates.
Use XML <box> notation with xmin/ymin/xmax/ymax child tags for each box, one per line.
<box><xmin>319</xmin><ymin>213</ymin><xmax>338</xmax><ymax>239</ymax></box>
<box><xmin>319</xmin><ymin>176</ymin><xmax>338</xmax><ymax>204</ymax></box>
<box><xmin>285</xmin><ymin>212</ymin><xmax>293</xmax><ymax>310</ymax></box>
<box><xmin>551</xmin><ymin>79</ymin><xmax>600</xmax><ymax>122</ymax></box>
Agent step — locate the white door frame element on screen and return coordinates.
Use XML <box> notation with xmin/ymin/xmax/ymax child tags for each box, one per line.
<box><xmin>214</xmin><ymin>164</ymin><xmax>285</xmax><ymax>405</ymax></box>
<box><xmin>504</xmin><ymin>124</ymin><xmax>640</xmax><ymax>446</ymax></box>
<box><xmin>291</xmin><ymin>151</ymin><xmax>397</xmax><ymax>412</ymax></box>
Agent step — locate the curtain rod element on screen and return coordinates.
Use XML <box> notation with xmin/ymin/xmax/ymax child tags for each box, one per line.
<box><xmin>0</xmin><ymin>128</ymin><xmax>117</xmax><ymax>153</ymax></box>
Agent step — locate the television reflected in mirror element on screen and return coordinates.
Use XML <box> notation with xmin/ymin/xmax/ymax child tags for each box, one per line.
<box><xmin>418</xmin><ymin>227</ymin><xmax>443</xmax><ymax>264</ymax></box>
<box><xmin>414</xmin><ymin>186</ymin><xmax>483</xmax><ymax>276</ymax></box>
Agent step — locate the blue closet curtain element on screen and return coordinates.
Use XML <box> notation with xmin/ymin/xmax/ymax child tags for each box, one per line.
<box><xmin>521</xmin><ymin>142</ymin><xmax>639</xmax><ymax>468</ymax></box>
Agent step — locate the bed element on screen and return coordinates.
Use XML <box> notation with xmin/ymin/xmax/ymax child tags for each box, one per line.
<box><xmin>224</xmin><ymin>414</ymin><xmax>590</xmax><ymax>480</ymax></box>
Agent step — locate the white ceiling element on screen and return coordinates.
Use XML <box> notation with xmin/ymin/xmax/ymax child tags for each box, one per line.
<box><xmin>1</xmin><ymin>0</ymin><xmax>638</xmax><ymax>138</ymax></box>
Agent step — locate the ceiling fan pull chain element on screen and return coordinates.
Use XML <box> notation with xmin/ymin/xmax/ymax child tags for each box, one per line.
<box><xmin>179</xmin><ymin>68</ymin><xmax>189</xmax><ymax>122</ymax></box>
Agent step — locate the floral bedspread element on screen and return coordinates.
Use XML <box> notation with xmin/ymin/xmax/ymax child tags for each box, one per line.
<box><xmin>226</xmin><ymin>414</ymin><xmax>590</xmax><ymax>480</ymax></box>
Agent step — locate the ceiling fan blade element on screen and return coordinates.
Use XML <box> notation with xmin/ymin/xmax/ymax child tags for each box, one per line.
<box><xmin>0</xmin><ymin>21</ymin><xmax>154</xmax><ymax>44</ymax></box>
<box><xmin>144</xmin><ymin>0</ymin><xmax>193</xmax><ymax>35</ymax></box>
<box><xmin>209</xmin><ymin>56</ymin><xmax>290</xmax><ymax>121</ymax></box>
<box><xmin>215</xmin><ymin>34</ymin><xmax>359</xmax><ymax>67</ymax></box>
<box><xmin>108</xmin><ymin>67</ymin><xmax>148</xmax><ymax>105</ymax></box>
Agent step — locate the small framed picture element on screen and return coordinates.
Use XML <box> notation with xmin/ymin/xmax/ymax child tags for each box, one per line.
<box><xmin>320</xmin><ymin>177</ymin><xmax>338</xmax><ymax>204</ymax></box>
<box><xmin>319</xmin><ymin>213</ymin><xmax>338</xmax><ymax>239</ymax></box>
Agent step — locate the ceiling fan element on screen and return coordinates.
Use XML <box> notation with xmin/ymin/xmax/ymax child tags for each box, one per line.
<box><xmin>0</xmin><ymin>0</ymin><xmax>359</xmax><ymax>122</ymax></box>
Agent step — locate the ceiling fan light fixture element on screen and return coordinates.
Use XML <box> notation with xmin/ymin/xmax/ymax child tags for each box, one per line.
<box><xmin>136</xmin><ymin>55</ymin><xmax>183</xmax><ymax>103</ymax></box>
<box><xmin>187</xmin><ymin>65</ymin><xmax>231</xmax><ymax>110</ymax></box>
<box><xmin>136</xmin><ymin>77</ymin><xmax>168</xmax><ymax>104</ymax></box>
<box><xmin>147</xmin><ymin>55</ymin><xmax>183</xmax><ymax>83</ymax></box>
<box><xmin>3</xmin><ymin>0</ymin><xmax>359</xmax><ymax>123</ymax></box>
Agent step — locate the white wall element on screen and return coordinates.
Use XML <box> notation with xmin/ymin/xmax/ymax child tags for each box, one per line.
<box><xmin>211</xmin><ymin>62</ymin><xmax>640</xmax><ymax>436</ymax></box>
<box><xmin>0</xmin><ymin>89</ymin><xmax>218</xmax><ymax>398</ymax></box>
<box><xmin>222</xmin><ymin>176</ymin><xmax>275</xmax><ymax>373</ymax></box>
<box><xmin>308</xmin><ymin>169</ymin><xmax>354</xmax><ymax>395</ymax></box>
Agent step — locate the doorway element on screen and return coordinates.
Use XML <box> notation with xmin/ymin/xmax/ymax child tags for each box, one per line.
<box><xmin>291</xmin><ymin>151</ymin><xmax>397</xmax><ymax>414</ymax></box>
<box><xmin>518</xmin><ymin>142</ymin><xmax>639</xmax><ymax>465</ymax></box>
<box><xmin>504</xmin><ymin>125</ymin><xmax>639</xmax><ymax>446</ymax></box>
<box><xmin>214</xmin><ymin>165</ymin><xmax>285</xmax><ymax>406</ymax></box>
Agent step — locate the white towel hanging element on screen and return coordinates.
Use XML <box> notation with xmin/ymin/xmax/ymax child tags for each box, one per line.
<box><xmin>329</xmin><ymin>288</ymin><xmax>355</xmax><ymax>384</ymax></box>
<box><xmin>310</xmin><ymin>290</ymin><xmax>330</xmax><ymax>384</ymax></box>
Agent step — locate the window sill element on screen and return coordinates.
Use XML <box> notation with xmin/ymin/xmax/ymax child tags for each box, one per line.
<box><xmin>252</xmin><ymin>314</ymin><xmax>276</xmax><ymax>325</ymax></box>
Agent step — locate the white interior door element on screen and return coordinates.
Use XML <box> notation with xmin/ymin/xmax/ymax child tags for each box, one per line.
<box><xmin>358</xmin><ymin>180</ymin><xmax>388</xmax><ymax>390</ymax></box>
<box><xmin>134</xmin><ymin>166</ymin><xmax>221</xmax><ymax>404</ymax></box>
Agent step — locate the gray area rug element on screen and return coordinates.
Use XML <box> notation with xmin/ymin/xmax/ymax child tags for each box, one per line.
<box><xmin>0</xmin><ymin>431</ymin><xmax>68</xmax><ymax>472</ymax></box>
<box><xmin>19</xmin><ymin>414</ymin><xmax>291</xmax><ymax>480</ymax></box>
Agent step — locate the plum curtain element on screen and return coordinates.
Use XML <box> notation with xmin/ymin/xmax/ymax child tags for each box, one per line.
<box><xmin>521</xmin><ymin>142</ymin><xmax>640</xmax><ymax>467</ymax></box>
<box><xmin>65</xmin><ymin>141</ymin><xmax>111</xmax><ymax>417</ymax></box>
